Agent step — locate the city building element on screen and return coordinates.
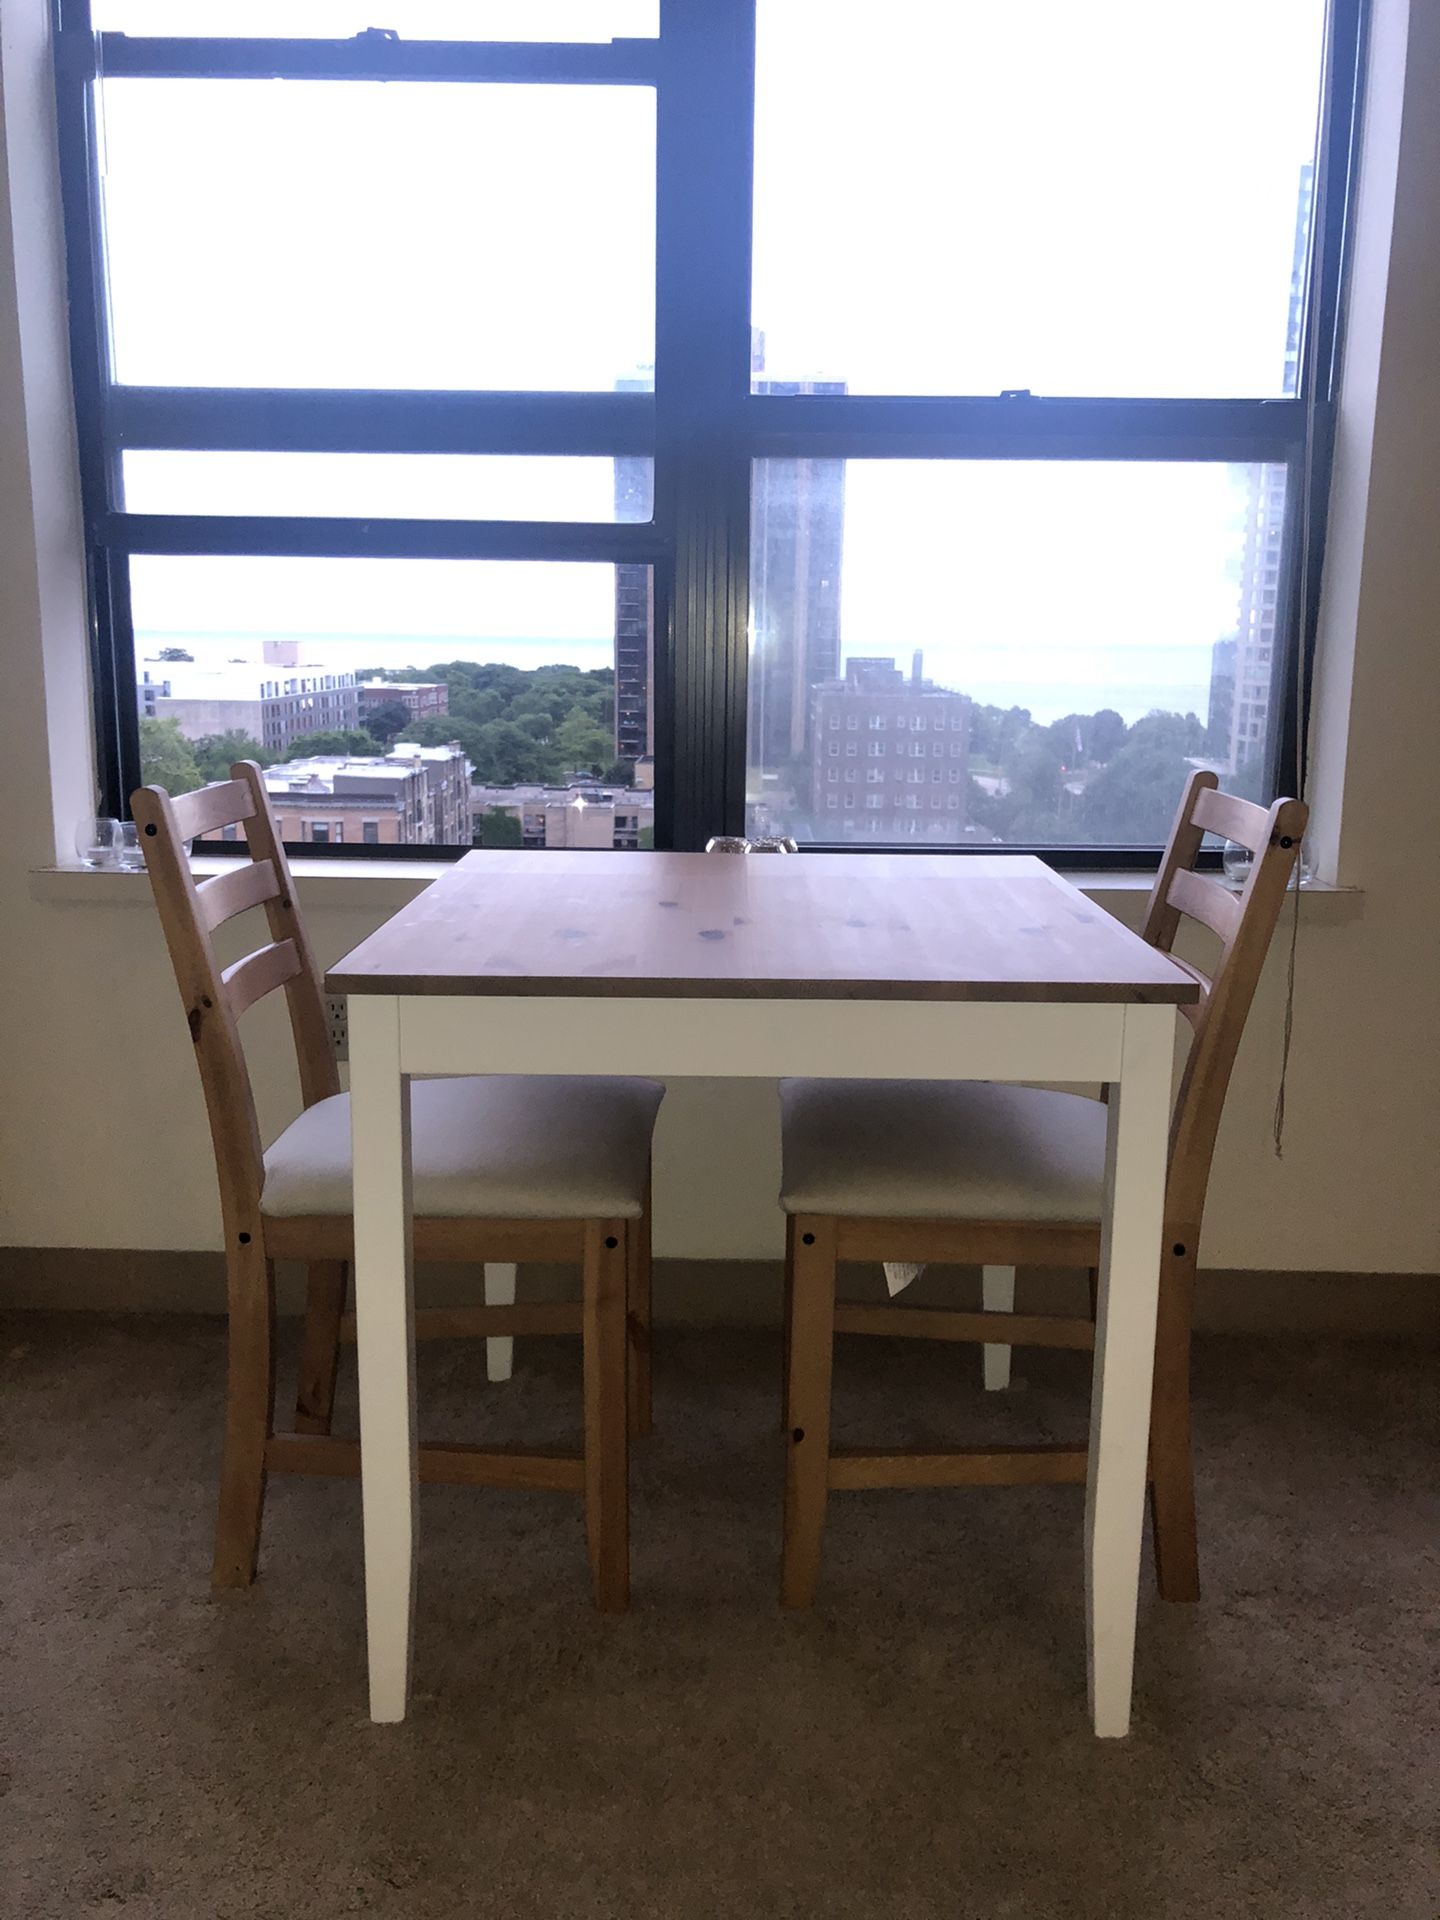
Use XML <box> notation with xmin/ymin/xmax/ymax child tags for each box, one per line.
<box><xmin>141</xmin><ymin>639</ymin><xmax>360</xmax><ymax>754</ymax></box>
<box><xmin>748</xmin><ymin>332</ymin><xmax>847</xmax><ymax>768</ymax></box>
<box><xmin>613</xmin><ymin>376</ymin><xmax>655</xmax><ymax>766</ymax></box>
<box><xmin>1214</xmin><ymin>164</ymin><xmax>1313</xmax><ymax>777</ymax></box>
<box><xmin>198</xmin><ymin>742</ymin><xmax>470</xmax><ymax>846</ymax></box>
<box><xmin>1221</xmin><ymin>465</ymin><xmax>1286</xmax><ymax>777</ymax></box>
<box><xmin>357</xmin><ymin>680</ymin><xmax>449</xmax><ymax>724</ymax></box>
<box><xmin>1208</xmin><ymin>638</ymin><xmax>1237</xmax><ymax>756</ymax></box>
<box><xmin>472</xmin><ymin>781</ymin><xmax>653</xmax><ymax>852</ymax></box>
<box><xmin>809</xmin><ymin>654</ymin><xmax>970</xmax><ymax>842</ymax></box>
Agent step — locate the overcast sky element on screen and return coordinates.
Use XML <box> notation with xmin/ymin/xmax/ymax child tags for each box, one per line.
<box><xmin>98</xmin><ymin>1</ymin><xmax>1324</xmax><ymax>720</ymax></box>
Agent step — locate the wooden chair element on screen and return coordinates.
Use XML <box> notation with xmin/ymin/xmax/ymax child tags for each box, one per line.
<box><xmin>132</xmin><ymin>763</ymin><xmax>661</xmax><ymax>1608</ymax></box>
<box><xmin>777</xmin><ymin>771</ymin><xmax>1307</xmax><ymax>1609</ymax></box>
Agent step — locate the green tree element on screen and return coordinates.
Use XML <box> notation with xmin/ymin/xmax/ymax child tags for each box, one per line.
<box><xmin>1080</xmin><ymin>734</ymin><xmax>1196</xmax><ymax>842</ymax></box>
<box><xmin>604</xmin><ymin>757</ymin><xmax>635</xmax><ymax>787</ymax></box>
<box><xmin>272</xmin><ymin>728</ymin><xmax>381</xmax><ymax>761</ymax></box>
<box><xmin>553</xmin><ymin>703</ymin><xmax>611</xmax><ymax>776</ymax></box>
<box><xmin>192</xmin><ymin>730</ymin><xmax>271</xmax><ymax>783</ymax></box>
<box><xmin>155</xmin><ymin>646</ymin><xmax>193</xmax><ymax>662</ymax></box>
<box><xmin>360</xmin><ymin>701</ymin><xmax>412</xmax><ymax>747</ymax></box>
<box><xmin>139</xmin><ymin>718</ymin><xmax>203</xmax><ymax>796</ymax></box>
<box><xmin>476</xmin><ymin>807</ymin><xmax>523</xmax><ymax>848</ymax></box>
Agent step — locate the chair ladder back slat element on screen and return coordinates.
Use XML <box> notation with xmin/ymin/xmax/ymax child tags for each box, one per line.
<box><xmin>222</xmin><ymin>939</ymin><xmax>303</xmax><ymax>1020</ymax></box>
<box><xmin>1191</xmin><ymin>784</ymin><xmax>1271</xmax><ymax>853</ymax></box>
<box><xmin>1140</xmin><ymin>768</ymin><xmax>1218</xmax><ymax>952</ymax></box>
<box><xmin>195</xmin><ymin>857</ymin><xmax>280</xmax><ymax>934</ymax></box>
<box><xmin>1165</xmin><ymin>953</ymin><xmax>1212</xmax><ymax>1031</ymax></box>
<box><xmin>1166</xmin><ymin>866</ymin><xmax>1242</xmax><ymax>946</ymax></box>
<box><xmin>230</xmin><ymin>762</ymin><xmax>342</xmax><ymax>1108</ymax></box>
<box><xmin>169</xmin><ymin>778</ymin><xmax>256</xmax><ymax>845</ymax></box>
<box><xmin>130</xmin><ymin>783</ymin><xmax>267</xmax><ymax>1228</ymax></box>
<box><xmin>1165</xmin><ymin>796</ymin><xmax>1308</xmax><ymax>1230</ymax></box>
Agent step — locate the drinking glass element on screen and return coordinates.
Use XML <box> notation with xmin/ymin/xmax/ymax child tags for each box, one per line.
<box><xmin>117</xmin><ymin>822</ymin><xmax>147</xmax><ymax>869</ymax></box>
<box><xmin>75</xmin><ymin>816</ymin><xmax>123</xmax><ymax>868</ymax></box>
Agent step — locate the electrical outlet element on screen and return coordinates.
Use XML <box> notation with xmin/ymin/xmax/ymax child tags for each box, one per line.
<box><xmin>325</xmin><ymin>993</ymin><xmax>349</xmax><ymax>1062</ymax></box>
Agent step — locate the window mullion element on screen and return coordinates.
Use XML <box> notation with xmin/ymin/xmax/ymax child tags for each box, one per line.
<box><xmin>655</xmin><ymin>0</ymin><xmax>754</xmax><ymax>850</ymax></box>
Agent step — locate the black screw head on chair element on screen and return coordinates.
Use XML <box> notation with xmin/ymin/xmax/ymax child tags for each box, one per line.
<box><xmin>238</xmin><ymin>1232</ymin><xmax>251</xmax><ymax>1246</ymax></box>
<box><xmin>802</xmin><ymin>1232</ymin><xmax>815</xmax><ymax>1245</ymax></box>
<box><xmin>1279</xmin><ymin>835</ymin><xmax>1294</xmax><ymax>849</ymax></box>
<box><xmin>1172</xmin><ymin>1242</ymin><xmax>1186</xmax><ymax>1257</ymax></box>
<box><xmin>143</xmin><ymin>822</ymin><xmax>157</xmax><ymax>836</ymax></box>
<box><xmin>604</xmin><ymin>1235</ymin><xmax>618</xmax><ymax>1249</ymax></box>
<box><xmin>792</xmin><ymin>1428</ymin><xmax>805</xmax><ymax>1443</ymax></box>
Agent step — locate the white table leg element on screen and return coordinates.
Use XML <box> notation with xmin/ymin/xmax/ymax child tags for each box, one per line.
<box><xmin>981</xmin><ymin>1264</ymin><xmax>1015</xmax><ymax>1389</ymax></box>
<box><xmin>349</xmin><ymin>995</ymin><xmax>418</xmax><ymax>1724</ymax></box>
<box><xmin>484</xmin><ymin>1263</ymin><xmax>517</xmax><ymax>1382</ymax></box>
<box><xmin>1086</xmin><ymin>1002</ymin><xmax>1173</xmax><ymax>1737</ymax></box>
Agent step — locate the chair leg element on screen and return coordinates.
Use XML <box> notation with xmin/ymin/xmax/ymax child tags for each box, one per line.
<box><xmin>781</xmin><ymin>1215</ymin><xmax>796</xmax><ymax>1433</ymax></box>
<box><xmin>626</xmin><ymin>1179</ymin><xmax>653</xmax><ymax>1438</ymax></box>
<box><xmin>781</xmin><ymin>1216</ymin><xmax>838</xmax><ymax>1609</ymax></box>
<box><xmin>294</xmin><ymin>1259</ymin><xmax>346</xmax><ymax>1435</ymax></box>
<box><xmin>582</xmin><ymin>1220</ymin><xmax>630</xmax><ymax>1612</ymax></box>
<box><xmin>484</xmin><ymin>1263</ymin><xmax>517</xmax><ymax>1383</ymax></box>
<box><xmin>1149</xmin><ymin>1247</ymin><xmax>1201</xmax><ymax>1602</ymax></box>
<box><xmin>981</xmin><ymin>1264</ymin><xmax>1015</xmax><ymax>1390</ymax></box>
<box><xmin>212</xmin><ymin>1237</ymin><xmax>276</xmax><ymax>1591</ymax></box>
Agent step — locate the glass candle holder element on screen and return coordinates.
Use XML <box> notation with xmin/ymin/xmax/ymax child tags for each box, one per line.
<box><xmin>1221</xmin><ymin>838</ymin><xmax>1254</xmax><ymax>890</ymax></box>
<box><xmin>75</xmin><ymin>816</ymin><xmax>123</xmax><ymax>868</ymax></box>
<box><xmin>704</xmin><ymin>836</ymin><xmax>751</xmax><ymax>854</ymax></box>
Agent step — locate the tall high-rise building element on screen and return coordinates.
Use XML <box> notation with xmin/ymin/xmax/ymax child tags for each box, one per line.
<box><xmin>613</xmin><ymin>375</ymin><xmax>654</xmax><ymax>766</ymax></box>
<box><xmin>1217</xmin><ymin>163</ymin><xmax>1314</xmax><ymax>776</ymax></box>
<box><xmin>748</xmin><ymin>331</ymin><xmax>847</xmax><ymax>769</ymax></box>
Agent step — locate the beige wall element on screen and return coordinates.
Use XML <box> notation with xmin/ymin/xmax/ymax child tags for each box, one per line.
<box><xmin>1</xmin><ymin>0</ymin><xmax>1436</xmax><ymax>1282</ymax></box>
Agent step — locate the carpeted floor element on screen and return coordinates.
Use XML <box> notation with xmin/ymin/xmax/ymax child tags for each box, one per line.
<box><xmin>2</xmin><ymin>1312</ymin><xmax>1436</xmax><ymax>1919</ymax></box>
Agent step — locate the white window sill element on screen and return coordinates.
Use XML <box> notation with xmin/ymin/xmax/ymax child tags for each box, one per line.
<box><xmin>28</xmin><ymin>858</ymin><xmax>1366</xmax><ymax>923</ymax></box>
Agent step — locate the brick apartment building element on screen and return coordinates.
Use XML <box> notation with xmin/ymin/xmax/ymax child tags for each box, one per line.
<box><xmin>198</xmin><ymin>744</ymin><xmax>470</xmax><ymax>847</ymax></box>
<box><xmin>357</xmin><ymin>680</ymin><xmax>449</xmax><ymax>725</ymax></box>
<box><xmin>472</xmin><ymin>781</ymin><xmax>653</xmax><ymax>851</ymax></box>
<box><xmin>811</xmin><ymin>655</ymin><xmax>971</xmax><ymax>842</ymax></box>
<box><xmin>141</xmin><ymin>640</ymin><xmax>360</xmax><ymax>754</ymax></box>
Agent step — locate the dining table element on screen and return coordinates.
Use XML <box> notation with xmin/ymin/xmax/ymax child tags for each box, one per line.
<box><xmin>326</xmin><ymin>848</ymin><xmax>1199</xmax><ymax>1736</ymax></box>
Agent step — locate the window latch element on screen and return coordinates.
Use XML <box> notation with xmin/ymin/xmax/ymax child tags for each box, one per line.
<box><xmin>998</xmin><ymin>389</ymin><xmax>1033</xmax><ymax>401</ymax></box>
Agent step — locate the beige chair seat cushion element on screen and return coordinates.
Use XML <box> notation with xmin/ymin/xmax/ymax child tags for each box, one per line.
<box><xmin>262</xmin><ymin>1076</ymin><xmax>663</xmax><ymax>1222</ymax></box>
<box><xmin>779</xmin><ymin>1079</ymin><xmax>1108</xmax><ymax>1222</ymax></box>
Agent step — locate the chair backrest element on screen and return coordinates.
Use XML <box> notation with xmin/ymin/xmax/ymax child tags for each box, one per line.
<box><xmin>1139</xmin><ymin>769</ymin><xmax>1308</xmax><ymax>1242</ymax></box>
<box><xmin>131</xmin><ymin>763</ymin><xmax>341</xmax><ymax>1239</ymax></box>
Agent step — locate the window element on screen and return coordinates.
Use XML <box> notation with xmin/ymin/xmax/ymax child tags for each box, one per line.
<box><xmin>60</xmin><ymin>0</ymin><xmax>1356</xmax><ymax>863</ymax></box>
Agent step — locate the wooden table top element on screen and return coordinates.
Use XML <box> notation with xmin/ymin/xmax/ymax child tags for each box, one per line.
<box><xmin>327</xmin><ymin>851</ymin><xmax>1199</xmax><ymax>1005</ymax></box>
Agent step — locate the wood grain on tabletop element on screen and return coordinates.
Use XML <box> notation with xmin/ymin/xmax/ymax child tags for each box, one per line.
<box><xmin>326</xmin><ymin>851</ymin><xmax>1199</xmax><ymax>1005</ymax></box>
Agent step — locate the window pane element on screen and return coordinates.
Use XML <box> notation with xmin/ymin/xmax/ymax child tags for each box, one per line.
<box><xmin>99</xmin><ymin>81</ymin><xmax>655</xmax><ymax>391</ymax></box>
<box><xmin>752</xmin><ymin>0</ymin><xmax>1323</xmax><ymax>397</ymax></box>
<box><xmin>132</xmin><ymin>555</ymin><xmax>656</xmax><ymax>850</ymax></box>
<box><xmin>121</xmin><ymin>453</ymin><xmax>653</xmax><ymax>523</ymax></box>
<box><xmin>746</xmin><ymin>459</ymin><xmax>1286</xmax><ymax>847</ymax></box>
<box><xmin>92</xmin><ymin>3</ymin><xmax>657</xmax><ymax>39</ymax></box>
